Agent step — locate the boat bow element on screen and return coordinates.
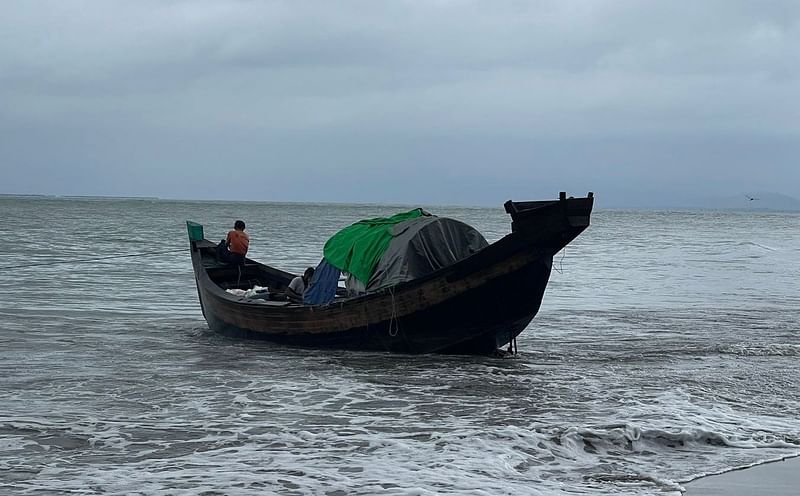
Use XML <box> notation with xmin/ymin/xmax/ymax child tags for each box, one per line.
<box><xmin>504</xmin><ymin>191</ymin><xmax>594</xmax><ymax>254</ymax></box>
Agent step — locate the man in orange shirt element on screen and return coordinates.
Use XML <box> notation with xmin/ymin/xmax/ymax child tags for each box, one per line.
<box><xmin>221</xmin><ymin>220</ymin><xmax>249</xmax><ymax>265</ymax></box>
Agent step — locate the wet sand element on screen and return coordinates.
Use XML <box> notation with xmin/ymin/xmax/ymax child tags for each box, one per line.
<box><xmin>685</xmin><ymin>456</ymin><xmax>800</xmax><ymax>495</ymax></box>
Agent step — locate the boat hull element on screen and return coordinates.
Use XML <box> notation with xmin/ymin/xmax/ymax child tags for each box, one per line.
<box><xmin>197</xmin><ymin>253</ymin><xmax>553</xmax><ymax>354</ymax></box>
<box><xmin>188</xmin><ymin>193</ymin><xmax>592</xmax><ymax>355</ymax></box>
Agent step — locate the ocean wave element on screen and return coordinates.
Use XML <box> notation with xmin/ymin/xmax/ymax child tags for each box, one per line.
<box><xmin>736</xmin><ymin>241</ymin><xmax>776</xmax><ymax>251</ymax></box>
<box><xmin>552</xmin><ymin>423</ymin><xmax>800</xmax><ymax>455</ymax></box>
<box><xmin>718</xmin><ymin>344</ymin><xmax>800</xmax><ymax>356</ymax></box>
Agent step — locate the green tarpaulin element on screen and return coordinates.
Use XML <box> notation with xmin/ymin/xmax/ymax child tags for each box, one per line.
<box><xmin>323</xmin><ymin>208</ymin><xmax>428</xmax><ymax>284</ymax></box>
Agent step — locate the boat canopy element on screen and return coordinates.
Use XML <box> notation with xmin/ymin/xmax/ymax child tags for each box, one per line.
<box><xmin>321</xmin><ymin>208</ymin><xmax>488</xmax><ymax>294</ymax></box>
<box><xmin>366</xmin><ymin>215</ymin><xmax>488</xmax><ymax>291</ymax></box>
<box><xmin>323</xmin><ymin>208</ymin><xmax>428</xmax><ymax>284</ymax></box>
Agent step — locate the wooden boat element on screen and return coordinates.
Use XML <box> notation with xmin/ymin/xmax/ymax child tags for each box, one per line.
<box><xmin>187</xmin><ymin>192</ymin><xmax>593</xmax><ymax>355</ymax></box>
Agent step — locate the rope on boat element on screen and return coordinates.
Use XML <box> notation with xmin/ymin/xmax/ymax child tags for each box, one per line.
<box><xmin>0</xmin><ymin>248</ymin><xmax>187</xmax><ymax>271</ymax></box>
<box><xmin>507</xmin><ymin>331</ymin><xmax>518</xmax><ymax>356</ymax></box>
<box><xmin>388</xmin><ymin>286</ymin><xmax>399</xmax><ymax>337</ymax></box>
<box><xmin>553</xmin><ymin>246</ymin><xmax>567</xmax><ymax>274</ymax></box>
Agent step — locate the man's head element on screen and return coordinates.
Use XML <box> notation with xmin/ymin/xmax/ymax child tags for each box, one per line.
<box><xmin>303</xmin><ymin>267</ymin><xmax>315</xmax><ymax>282</ymax></box>
<box><xmin>234</xmin><ymin>220</ymin><xmax>245</xmax><ymax>231</ymax></box>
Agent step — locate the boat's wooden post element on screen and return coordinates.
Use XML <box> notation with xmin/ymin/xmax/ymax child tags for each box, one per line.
<box><xmin>504</xmin><ymin>200</ymin><xmax>519</xmax><ymax>232</ymax></box>
<box><xmin>186</xmin><ymin>221</ymin><xmax>204</xmax><ymax>251</ymax></box>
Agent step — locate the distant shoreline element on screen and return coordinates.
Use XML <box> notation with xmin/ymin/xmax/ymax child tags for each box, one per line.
<box><xmin>1</xmin><ymin>192</ymin><xmax>798</xmax><ymax>212</ymax></box>
<box><xmin>64</xmin><ymin>195</ymin><xmax>160</xmax><ymax>200</ymax></box>
<box><xmin>0</xmin><ymin>193</ymin><xmax>160</xmax><ymax>201</ymax></box>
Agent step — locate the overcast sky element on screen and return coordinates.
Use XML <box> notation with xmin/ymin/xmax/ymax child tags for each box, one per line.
<box><xmin>1</xmin><ymin>1</ymin><xmax>798</xmax><ymax>206</ymax></box>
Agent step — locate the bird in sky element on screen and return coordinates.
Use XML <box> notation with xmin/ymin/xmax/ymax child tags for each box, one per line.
<box><xmin>744</xmin><ymin>195</ymin><xmax>760</xmax><ymax>201</ymax></box>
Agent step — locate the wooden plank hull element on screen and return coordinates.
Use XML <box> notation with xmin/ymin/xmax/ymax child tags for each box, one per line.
<box><xmin>196</xmin><ymin>253</ymin><xmax>552</xmax><ymax>354</ymax></box>
<box><xmin>189</xmin><ymin>193</ymin><xmax>593</xmax><ymax>355</ymax></box>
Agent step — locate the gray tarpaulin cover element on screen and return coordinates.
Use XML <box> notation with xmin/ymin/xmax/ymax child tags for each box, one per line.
<box><xmin>365</xmin><ymin>216</ymin><xmax>489</xmax><ymax>292</ymax></box>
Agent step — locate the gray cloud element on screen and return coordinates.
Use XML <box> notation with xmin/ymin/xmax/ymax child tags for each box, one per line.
<box><xmin>1</xmin><ymin>0</ymin><xmax>798</xmax><ymax>206</ymax></box>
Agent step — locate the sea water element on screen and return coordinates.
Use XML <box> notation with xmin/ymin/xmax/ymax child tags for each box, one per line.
<box><xmin>0</xmin><ymin>197</ymin><xmax>798</xmax><ymax>495</ymax></box>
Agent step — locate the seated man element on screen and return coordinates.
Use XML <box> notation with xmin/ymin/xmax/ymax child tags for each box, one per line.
<box><xmin>286</xmin><ymin>267</ymin><xmax>315</xmax><ymax>303</ymax></box>
<box><xmin>218</xmin><ymin>220</ymin><xmax>249</xmax><ymax>265</ymax></box>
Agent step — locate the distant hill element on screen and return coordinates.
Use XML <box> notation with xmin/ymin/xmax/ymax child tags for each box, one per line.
<box><xmin>693</xmin><ymin>192</ymin><xmax>800</xmax><ymax>211</ymax></box>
